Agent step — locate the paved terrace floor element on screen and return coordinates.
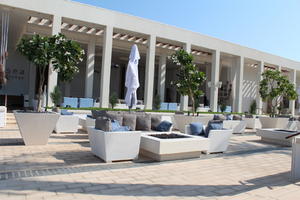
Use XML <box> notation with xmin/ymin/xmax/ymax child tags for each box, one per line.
<box><xmin>0</xmin><ymin>122</ymin><xmax>299</xmax><ymax>200</ymax></box>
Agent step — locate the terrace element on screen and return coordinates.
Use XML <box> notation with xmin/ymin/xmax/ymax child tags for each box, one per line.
<box><xmin>0</xmin><ymin>113</ymin><xmax>298</xmax><ymax>200</ymax></box>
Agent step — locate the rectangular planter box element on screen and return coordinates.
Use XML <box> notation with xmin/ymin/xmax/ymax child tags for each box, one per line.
<box><xmin>140</xmin><ymin>132</ymin><xmax>209</xmax><ymax>161</ymax></box>
<box><xmin>292</xmin><ymin>137</ymin><xmax>300</xmax><ymax>181</ymax></box>
<box><xmin>87</xmin><ymin>127</ymin><xmax>141</xmax><ymax>162</ymax></box>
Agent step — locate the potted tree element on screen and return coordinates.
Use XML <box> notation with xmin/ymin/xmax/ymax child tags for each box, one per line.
<box><xmin>50</xmin><ymin>86</ymin><xmax>62</xmax><ymax>113</ymax></box>
<box><xmin>170</xmin><ymin>49</ymin><xmax>206</xmax><ymax>114</ymax></box>
<box><xmin>259</xmin><ymin>70</ymin><xmax>297</xmax><ymax>128</ymax></box>
<box><xmin>170</xmin><ymin>50</ymin><xmax>208</xmax><ymax>132</ymax></box>
<box><xmin>15</xmin><ymin>34</ymin><xmax>84</xmax><ymax>145</ymax></box>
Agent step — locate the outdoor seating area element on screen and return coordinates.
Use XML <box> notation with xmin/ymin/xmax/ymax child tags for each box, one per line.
<box><xmin>1</xmin><ymin>0</ymin><xmax>300</xmax><ymax>199</ymax></box>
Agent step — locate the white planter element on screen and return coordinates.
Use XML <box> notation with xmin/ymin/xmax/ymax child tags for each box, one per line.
<box><xmin>87</xmin><ymin>127</ymin><xmax>141</xmax><ymax>162</ymax></box>
<box><xmin>83</xmin><ymin>117</ymin><xmax>95</xmax><ymax>131</ymax></box>
<box><xmin>259</xmin><ymin>116</ymin><xmax>289</xmax><ymax>129</ymax></box>
<box><xmin>244</xmin><ymin>118</ymin><xmax>262</xmax><ymax>129</ymax></box>
<box><xmin>14</xmin><ymin>111</ymin><xmax>59</xmax><ymax>145</ymax></box>
<box><xmin>173</xmin><ymin>115</ymin><xmax>213</xmax><ymax>133</ymax></box>
<box><xmin>140</xmin><ymin>132</ymin><xmax>209</xmax><ymax>161</ymax></box>
<box><xmin>292</xmin><ymin>137</ymin><xmax>300</xmax><ymax>181</ymax></box>
<box><xmin>0</xmin><ymin>106</ymin><xmax>7</xmax><ymax>127</ymax></box>
<box><xmin>54</xmin><ymin>115</ymin><xmax>79</xmax><ymax>134</ymax></box>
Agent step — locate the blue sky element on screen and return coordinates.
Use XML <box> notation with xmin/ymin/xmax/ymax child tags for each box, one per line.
<box><xmin>74</xmin><ymin>0</ymin><xmax>300</xmax><ymax>62</ymax></box>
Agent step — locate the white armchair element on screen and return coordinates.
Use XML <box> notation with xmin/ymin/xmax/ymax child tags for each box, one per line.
<box><xmin>185</xmin><ymin>125</ymin><xmax>233</xmax><ymax>153</ymax></box>
<box><xmin>54</xmin><ymin>115</ymin><xmax>79</xmax><ymax>134</ymax></box>
<box><xmin>87</xmin><ymin>127</ymin><xmax>141</xmax><ymax>162</ymax></box>
<box><xmin>223</xmin><ymin>120</ymin><xmax>246</xmax><ymax>134</ymax></box>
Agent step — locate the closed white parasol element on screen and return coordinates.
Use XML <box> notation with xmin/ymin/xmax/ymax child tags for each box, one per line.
<box><xmin>125</xmin><ymin>44</ymin><xmax>140</xmax><ymax>108</ymax></box>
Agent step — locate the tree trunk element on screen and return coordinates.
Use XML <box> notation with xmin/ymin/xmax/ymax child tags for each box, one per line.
<box><xmin>36</xmin><ymin>66</ymin><xmax>46</xmax><ymax>112</ymax></box>
<box><xmin>190</xmin><ymin>95</ymin><xmax>195</xmax><ymax>116</ymax></box>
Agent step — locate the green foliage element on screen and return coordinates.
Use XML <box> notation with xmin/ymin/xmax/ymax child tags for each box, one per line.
<box><xmin>50</xmin><ymin>86</ymin><xmax>62</xmax><ymax>107</ymax></box>
<box><xmin>170</xmin><ymin>49</ymin><xmax>206</xmax><ymax>114</ymax></box>
<box><xmin>17</xmin><ymin>33</ymin><xmax>84</xmax><ymax>112</ymax></box>
<box><xmin>153</xmin><ymin>94</ymin><xmax>161</xmax><ymax>110</ymax></box>
<box><xmin>259</xmin><ymin>70</ymin><xmax>297</xmax><ymax>117</ymax></box>
<box><xmin>109</xmin><ymin>93</ymin><xmax>118</xmax><ymax>109</ymax></box>
<box><xmin>249</xmin><ymin>100</ymin><xmax>257</xmax><ymax>114</ymax></box>
<box><xmin>220</xmin><ymin>104</ymin><xmax>227</xmax><ymax>113</ymax></box>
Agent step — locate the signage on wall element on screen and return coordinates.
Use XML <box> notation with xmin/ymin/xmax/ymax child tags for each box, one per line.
<box><xmin>5</xmin><ymin>67</ymin><xmax>25</xmax><ymax>81</ymax></box>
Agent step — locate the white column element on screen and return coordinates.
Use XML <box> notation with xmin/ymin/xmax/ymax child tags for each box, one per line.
<box><xmin>210</xmin><ymin>50</ymin><xmax>220</xmax><ymax>112</ymax></box>
<box><xmin>257</xmin><ymin>61</ymin><xmax>264</xmax><ymax>115</ymax></box>
<box><xmin>47</xmin><ymin>15</ymin><xmax>61</xmax><ymax>106</ymax></box>
<box><xmin>180</xmin><ymin>43</ymin><xmax>191</xmax><ymax>111</ymax></box>
<box><xmin>99</xmin><ymin>26</ymin><xmax>113</xmax><ymax>108</ymax></box>
<box><xmin>235</xmin><ymin>56</ymin><xmax>244</xmax><ymax>113</ymax></box>
<box><xmin>289</xmin><ymin>69</ymin><xmax>296</xmax><ymax>116</ymax></box>
<box><xmin>144</xmin><ymin>34</ymin><xmax>156</xmax><ymax>110</ymax></box>
<box><xmin>85</xmin><ymin>38</ymin><xmax>96</xmax><ymax>98</ymax></box>
<box><xmin>158</xmin><ymin>54</ymin><xmax>167</xmax><ymax>102</ymax></box>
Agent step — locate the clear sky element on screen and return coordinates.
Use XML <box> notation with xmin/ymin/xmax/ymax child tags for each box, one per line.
<box><xmin>73</xmin><ymin>0</ymin><xmax>300</xmax><ymax>62</ymax></box>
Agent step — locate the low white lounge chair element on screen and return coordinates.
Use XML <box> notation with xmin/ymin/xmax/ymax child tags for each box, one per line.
<box><xmin>223</xmin><ymin>120</ymin><xmax>247</xmax><ymax>134</ymax></box>
<box><xmin>185</xmin><ymin>125</ymin><xmax>233</xmax><ymax>153</ymax></box>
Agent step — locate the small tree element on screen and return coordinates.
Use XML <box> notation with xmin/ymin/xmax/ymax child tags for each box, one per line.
<box><xmin>17</xmin><ymin>34</ymin><xmax>84</xmax><ymax>112</ymax></box>
<box><xmin>109</xmin><ymin>93</ymin><xmax>118</xmax><ymax>109</ymax></box>
<box><xmin>50</xmin><ymin>86</ymin><xmax>62</xmax><ymax>108</ymax></box>
<box><xmin>249</xmin><ymin>100</ymin><xmax>257</xmax><ymax>115</ymax></box>
<box><xmin>170</xmin><ymin>49</ymin><xmax>206</xmax><ymax>114</ymax></box>
<box><xmin>259</xmin><ymin>70</ymin><xmax>297</xmax><ymax>117</ymax></box>
<box><xmin>153</xmin><ymin>94</ymin><xmax>161</xmax><ymax>110</ymax></box>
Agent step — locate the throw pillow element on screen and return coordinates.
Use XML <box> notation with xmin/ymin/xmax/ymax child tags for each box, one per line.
<box><xmin>106</xmin><ymin>112</ymin><xmax>123</xmax><ymax>125</ymax></box>
<box><xmin>61</xmin><ymin>110</ymin><xmax>73</xmax><ymax>115</ymax></box>
<box><xmin>95</xmin><ymin>117</ymin><xmax>112</xmax><ymax>131</ymax></box>
<box><xmin>136</xmin><ymin>113</ymin><xmax>151</xmax><ymax>131</ymax></box>
<box><xmin>226</xmin><ymin>114</ymin><xmax>233</xmax><ymax>120</ymax></box>
<box><xmin>205</xmin><ymin>120</ymin><xmax>223</xmax><ymax>138</ymax></box>
<box><xmin>233</xmin><ymin>115</ymin><xmax>242</xmax><ymax>120</ymax></box>
<box><xmin>122</xmin><ymin>114</ymin><xmax>136</xmax><ymax>131</ymax></box>
<box><xmin>213</xmin><ymin>114</ymin><xmax>225</xmax><ymax>121</ymax></box>
<box><xmin>189</xmin><ymin>122</ymin><xmax>204</xmax><ymax>135</ymax></box>
<box><xmin>91</xmin><ymin>110</ymin><xmax>107</xmax><ymax>119</ymax></box>
<box><xmin>156</xmin><ymin>121</ymin><xmax>173</xmax><ymax>132</ymax></box>
<box><xmin>151</xmin><ymin>115</ymin><xmax>162</xmax><ymax>130</ymax></box>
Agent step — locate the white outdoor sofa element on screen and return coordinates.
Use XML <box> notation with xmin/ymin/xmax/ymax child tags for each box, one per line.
<box><xmin>54</xmin><ymin>115</ymin><xmax>79</xmax><ymax>134</ymax></box>
<box><xmin>0</xmin><ymin>106</ymin><xmax>7</xmax><ymax>127</ymax></box>
<box><xmin>244</xmin><ymin>117</ymin><xmax>262</xmax><ymax>129</ymax></box>
<box><xmin>185</xmin><ymin>125</ymin><xmax>233</xmax><ymax>153</ymax></box>
<box><xmin>223</xmin><ymin>120</ymin><xmax>247</xmax><ymax>134</ymax></box>
<box><xmin>256</xmin><ymin>128</ymin><xmax>298</xmax><ymax>147</ymax></box>
<box><xmin>87</xmin><ymin>127</ymin><xmax>141</xmax><ymax>162</ymax></box>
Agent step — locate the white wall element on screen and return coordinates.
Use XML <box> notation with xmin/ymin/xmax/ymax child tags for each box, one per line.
<box><xmin>242</xmin><ymin>65</ymin><xmax>258</xmax><ymax>112</ymax></box>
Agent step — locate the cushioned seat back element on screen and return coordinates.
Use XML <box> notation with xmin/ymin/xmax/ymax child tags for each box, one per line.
<box><xmin>79</xmin><ymin>98</ymin><xmax>94</xmax><ymax>108</ymax></box>
<box><xmin>63</xmin><ymin>97</ymin><xmax>78</xmax><ymax>108</ymax></box>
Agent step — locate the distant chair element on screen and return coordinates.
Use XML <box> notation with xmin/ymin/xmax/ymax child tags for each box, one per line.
<box><xmin>63</xmin><ymin>97</ymin><xmax>78</xmax><ymax>108</ymax></box>
<box><xmin>160</xmin><ymin>103</ymin><xmax>168</xmax><ymax>110</ymax></box>
<box><xmin>168</xmin><ymin>103</ymin><xmax>178</xmax><ymax>111</ymax></box>
<box><xmin>225</xmin><ymin>106</ymin><xmax>232</xmax><ymax>113</ymax></box>
<box><xmin>79</xmin><ymin>98</ymin><xmax>94</xmax><ymax>108</ymax></box>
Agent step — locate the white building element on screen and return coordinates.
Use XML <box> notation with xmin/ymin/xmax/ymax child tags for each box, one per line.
<box><xmin>0</xmin><ymin>0</ymin><xmax>299</xmax><ymax>114</ymax></box>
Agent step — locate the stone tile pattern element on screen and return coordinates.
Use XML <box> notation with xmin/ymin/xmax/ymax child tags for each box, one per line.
<box><xmin>0</xmin><ymin>114</ymin><xmax>299</xmax><ymax>199</ymax></box>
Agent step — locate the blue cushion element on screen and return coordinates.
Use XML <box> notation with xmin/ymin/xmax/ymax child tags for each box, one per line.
<box><xmin>189</xmin><ymin>122</ymin><xmax>204</xmax><ymax>135</ymax></box>
<box><xmin>156</xmin><ymin>121</ymin><xmax>173</xmax><ymax>132</ymax></box>
<box><xmin>160</xmin><ymin>103</ymin><xmax>168</xmax><ymax>110</ymax></box>
<box><xmin>205</xmin><ymin>120</ymin><xmax>223</xmax><ymax>138</ymax></box>
<box><xmin>63</xmin><ymin>97</ymin><xmax>78</xmax><ymax>108</ymax></box>
<box><xmin>226</xmin><ymin>114</ymin><xmax>233</xmax><ymax>120</ymax></box>
<box><xmin>111</xmin><ymin>120</ymin><xmax>131</xmax><ymax>132</ymax></box>
<box><xmin>79</xmin><ymin>98</ymin><xmax>94</xmax><ymax>108</ymax></box>
<box><xmin>61</xmin><ymin>109</ymin><xmax>73</xmax><ymax>115</ymax></box>
<box><xmin>168</xmin><ymin>103</ymin><xmax>178</xmax><ymax>111</ymax></box>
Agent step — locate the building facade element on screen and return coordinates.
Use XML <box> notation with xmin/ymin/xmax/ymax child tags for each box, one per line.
<box><xmin>0</xmin><ymin>0</ymin><xmax>300</xmax><ymax>114</ymax></box>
